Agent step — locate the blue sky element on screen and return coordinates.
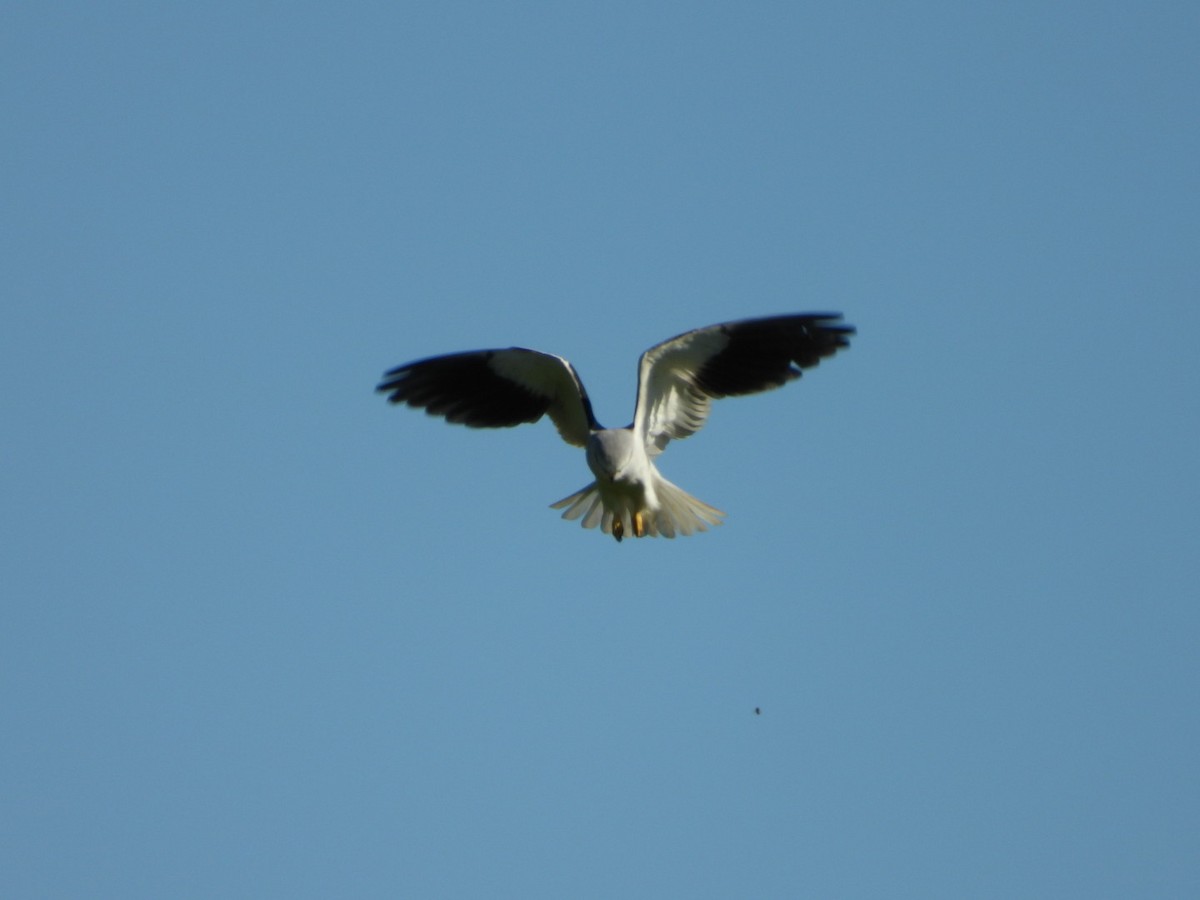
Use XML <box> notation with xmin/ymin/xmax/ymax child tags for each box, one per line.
<box><xmin>3</xmin><ymin>2</ymin><xmax>1197</xmax><ymax>896</ymax></box>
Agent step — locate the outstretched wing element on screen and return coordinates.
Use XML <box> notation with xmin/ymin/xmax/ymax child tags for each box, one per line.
<box><xmin>377</xmin><ymin>348</ymin><xmax>598</xmax><ymax>447</ymax></box>
<box><xmin>632</xmin><ymin>313</ymin><xmax>854</xmax><ymax>453</ymax></box>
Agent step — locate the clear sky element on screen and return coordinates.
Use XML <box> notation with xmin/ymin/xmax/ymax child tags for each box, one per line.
<box><xmin>3</xmin><ymin>2</ymin><xmax>1197</xmax><ymax>897</ymax></box>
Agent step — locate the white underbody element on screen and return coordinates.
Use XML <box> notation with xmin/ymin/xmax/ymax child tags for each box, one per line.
<box><xmin>550</xmin><ymin>428</ymin><xmax>724</xmax><ymax>540</ymax></box>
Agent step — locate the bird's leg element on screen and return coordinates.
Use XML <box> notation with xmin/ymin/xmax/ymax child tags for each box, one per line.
<box><xmin>612</xmin><ymin>519</ymin><xmax>624</xmax><ymax>542</ymax></box>
<box><xmin>633</xmin><ymin>511</ymin><xmax>645</xmax><ymax>538</ymax></box>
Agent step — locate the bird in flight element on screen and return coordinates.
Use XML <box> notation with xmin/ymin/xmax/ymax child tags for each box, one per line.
<box><xmin>377</xmin><ymin>313</ymin><xmax>854</xmax><ymax>541</ymax></box>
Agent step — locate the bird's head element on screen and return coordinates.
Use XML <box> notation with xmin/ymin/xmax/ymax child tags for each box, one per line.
<box><xmin>586</xmin><ymin>429</ymin><xmax>638</xmax><ymax>482</ymax></box>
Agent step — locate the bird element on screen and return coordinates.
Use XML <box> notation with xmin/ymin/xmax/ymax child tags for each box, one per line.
<box><xmin>376</xmin><ymin>313</ymin><xmax>854</xmax><ymax>541</ymax></box>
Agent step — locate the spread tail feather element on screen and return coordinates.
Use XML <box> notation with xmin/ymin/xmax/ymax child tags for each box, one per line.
<box><xmin>550</xmin><ymin>474</ymin><xmax>724</xmax><ymax>540</ymax></box>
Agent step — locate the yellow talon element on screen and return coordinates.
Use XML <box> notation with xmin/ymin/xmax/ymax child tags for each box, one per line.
<box><xmin>633</xmin><ymin>511</ymin><xmax>645</xmax><ymax>538</ymax></box>
<box><xmin>612</xmin><ymin>519</ymin><xmax>624</xmax><ymax>542</ymax></box>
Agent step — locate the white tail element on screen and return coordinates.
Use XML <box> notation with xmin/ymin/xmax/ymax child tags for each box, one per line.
<box><xmin>550</xmin><ymin>469</ymin><xmax>724</xmax><ymax>540</ymax></box>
